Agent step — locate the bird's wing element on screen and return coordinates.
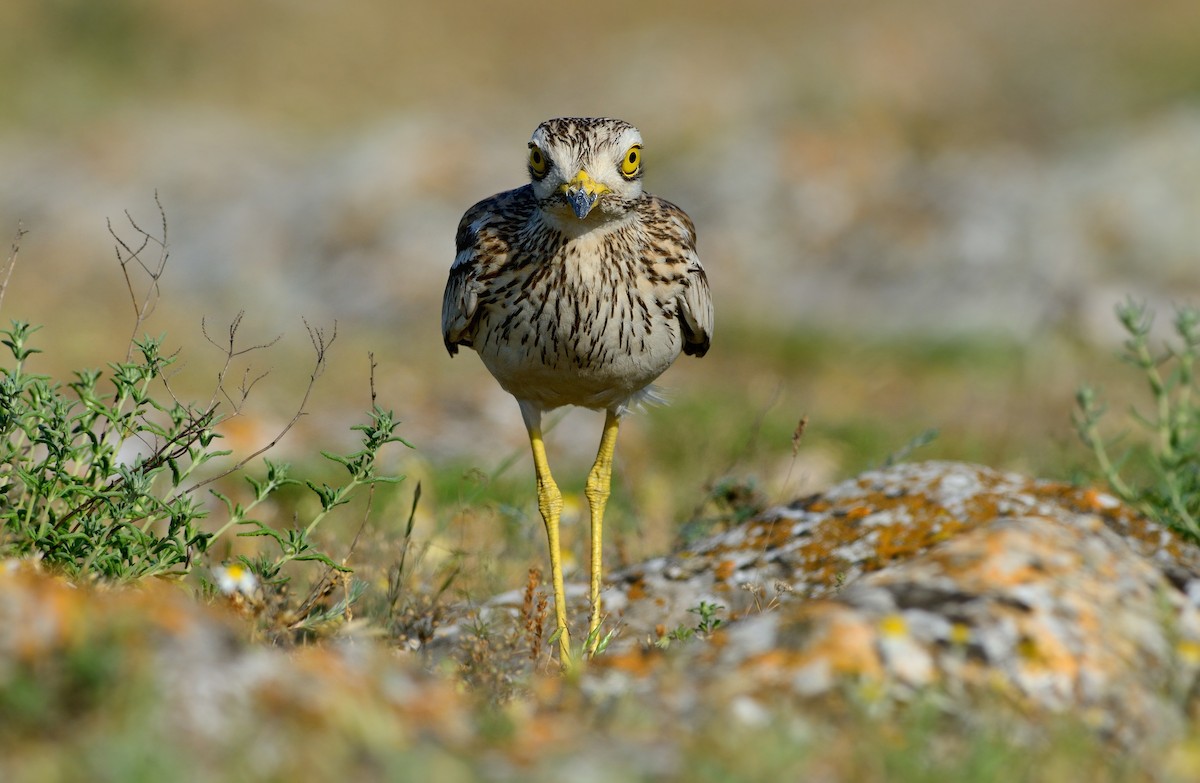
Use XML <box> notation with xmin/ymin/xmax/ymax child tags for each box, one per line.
<box><xmin>649</xmin><ymin>196</ymin><xmax>713</xmax><ymax>358</ymax></box>
<box><xmin>679</xmin><ymin>251</ymin><xmax>713</xmax><ymax>358</ymax></box>
<box><xmin>441</xmin><ymin>187</ymin><xmax>531</xmax><ymax>356</ymax></box>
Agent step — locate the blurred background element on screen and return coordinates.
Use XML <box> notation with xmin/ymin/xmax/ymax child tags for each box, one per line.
<box><xmin>2</xmin><ymin>0</ymin><xmax>1199</xmax><ymax>572</ymax></box>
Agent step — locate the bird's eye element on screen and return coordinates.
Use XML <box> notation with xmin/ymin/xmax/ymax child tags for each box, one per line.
<box><xmin>620</xmin><ymin>145</ymin><xmax>642</xmax><ymax>179</ymax></box>
<box><xmin>528</xmin><ymin>144</ymin><xmax>549</xmax><ymax>178</ymax></box>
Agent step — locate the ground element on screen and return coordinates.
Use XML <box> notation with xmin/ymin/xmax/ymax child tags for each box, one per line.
<box><xmin>1</xmin><ymin>461</ymin><xmax>1197</xmax><ymax>782</ymax></box>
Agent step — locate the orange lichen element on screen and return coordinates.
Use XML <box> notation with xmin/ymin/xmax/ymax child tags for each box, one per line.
<box><xmin>599</xmin><ymin>648</ymin><xmax>662</xmax><ymax>677</ymax></box>
<box><xmin>779</xmin><ymin>603</ymin><xmax>885</xmax><ymax>680</ymax></box>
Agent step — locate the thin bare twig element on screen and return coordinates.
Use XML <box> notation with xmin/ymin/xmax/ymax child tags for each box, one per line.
<box><xmin>200</xmin><ymin>312</ymin><xmax>282</xmax><ymax>413</ymax></box>
<box><xmin>779</xmin><ymin>413</ymin><xmax>810</xmax><ymax>497</ymax></box>
<box><xmin>791</xmin><ymin>415</ymin><xmax>808</xmax><ymax>458</ymax></box>
<box><xmin>91</xmin><ymin>197</ymin><xmax>173</xmax><ymax>448</ymax></box>
<box><xmin>302</xmin><ymin>318</ymin><xmax>336</xmax><ymax>375</ymax></box>
<box><xmin>201</xmin><ymin>312</ymin><xmax>283</xmax><ymax>359</ymax></box>
<box><xmin>0</xmin><ymin>222</ymin><xmax>26</xmax><ymax>315</ymax></box>
<box><xmin>368</xmin><ymin>351</ymin><xmax>378</xmax><ymax>407</ymax></box>
<box><xmin>110</xmin><ymin>191</ymin><xmax>170</xmax><ymax>362</ymax></box>
<box><xmin>181</xmin><ymin>319</ymin><xmax>337</xmax><ymax>496</ymax></box>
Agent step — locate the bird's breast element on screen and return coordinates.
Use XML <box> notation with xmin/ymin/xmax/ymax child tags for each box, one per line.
<box><xmin>471</xmin><ymin>230</ymin><xmax>684</xmax><ymax>410</ymax></box>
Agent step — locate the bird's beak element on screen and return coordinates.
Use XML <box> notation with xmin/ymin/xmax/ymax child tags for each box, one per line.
<box><xmin>560</xmin><ymin>169</ymin><xmax>610</xmax><ymax>219</ymax></box>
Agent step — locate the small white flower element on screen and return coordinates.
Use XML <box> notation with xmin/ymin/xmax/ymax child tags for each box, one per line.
<box><xmin>214</xmin><ymin>563</ymin><xmax>258</xmax><ymax>596</ymax></box>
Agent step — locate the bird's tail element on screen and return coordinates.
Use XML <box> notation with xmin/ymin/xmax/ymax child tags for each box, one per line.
<box><xmin>618</xmin><ymin>384</ymin><xmax>670</xmax><ymax>415</ymax></box>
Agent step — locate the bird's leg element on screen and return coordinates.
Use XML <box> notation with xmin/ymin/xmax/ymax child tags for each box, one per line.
<box><xmin>583</xmin><ymin>410</ymin><xmax>620</xmax><ymax>655</ymax></box>
<box><xmin>527</xmin><ymin>422</ymin><xmax>572</xmax><ymax>669</ymax></box>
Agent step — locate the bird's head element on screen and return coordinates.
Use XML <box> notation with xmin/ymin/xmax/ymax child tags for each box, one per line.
<box><xmin>527</xmin><ymin>117</ymin><xmax>644</xmax><ymax>224</ymax></box>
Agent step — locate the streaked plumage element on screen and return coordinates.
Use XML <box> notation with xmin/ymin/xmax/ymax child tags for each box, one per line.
<box><xmin>442</xmin><ymin>117</ymin><xmax>712</xmax><ymax>666</ymax></box>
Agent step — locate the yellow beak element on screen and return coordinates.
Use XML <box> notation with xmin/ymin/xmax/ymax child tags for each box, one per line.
<box><xmin>560</xmin><ymin>169</ymin><xmax>610</xmax><ymax>219</ymax></box>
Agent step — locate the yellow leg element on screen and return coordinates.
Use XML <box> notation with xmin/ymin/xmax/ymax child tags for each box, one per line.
<box><xmin>528</xmin><ymin>425</ymin><xmax>572</xmax><ymax>669</ymax></box>
<box><xmin>584</xmin><ymin>410</ymin><xmax>620</xmax><ymax>655</ymax></box>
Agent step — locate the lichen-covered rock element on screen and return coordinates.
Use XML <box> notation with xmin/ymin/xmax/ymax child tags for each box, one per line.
<box><xmin>601</xmin><ymin>461</ymin><xmax>1198</xmax><ymax>637</ymax></box>
<box><xmin>586</xmin><ymin>461</ymin><xmax>1200</xmax><ymax>744</ymax></box>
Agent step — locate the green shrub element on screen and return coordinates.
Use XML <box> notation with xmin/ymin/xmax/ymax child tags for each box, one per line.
<box><xmin>0</xmin><ymin>206</ymin><xmax>409</xmax><ymax>604</ymax></box>
<box><xmin>1075</xmin><ymin>299</ymin><xmax>1200</xmax><ymax>540</ymax></box>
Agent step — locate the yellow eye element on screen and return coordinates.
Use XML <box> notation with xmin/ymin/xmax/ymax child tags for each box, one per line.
<box><xmin>528</xmin><ymin>144</ymin><xmax>549</xmax><ymax>178</ymax></box>
<box><xmin>620</xmin><ymin>145</ymin><xmax>642</xmax><ymax>179</ymax></box>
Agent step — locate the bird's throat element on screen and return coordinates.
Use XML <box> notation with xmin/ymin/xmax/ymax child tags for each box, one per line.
<box><xmin>540</xmin><ymin>204</ymin><xmax>632</xmax><ymax>241</ymax></box>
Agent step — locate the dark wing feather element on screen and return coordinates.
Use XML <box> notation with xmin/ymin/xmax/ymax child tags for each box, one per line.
<box><xmin>648</xmin><ymin>196</ymin><xmax>713</xmax><ymax>357</ymax></box>
<box><xmin>680</xmin><ymin>261</ymin><xmax>713</xmax><ymax>358</ymax></box>
<box><xmin>441</xmin><ymin>187</ymin><xmax>532</xmax><ymax>356</ymax></box>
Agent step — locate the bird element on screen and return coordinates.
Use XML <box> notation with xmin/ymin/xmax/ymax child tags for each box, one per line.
<box><xmin>441</xmin><ymin>117</ymin><xmax>712</xmax><ymax>667</ymax></box>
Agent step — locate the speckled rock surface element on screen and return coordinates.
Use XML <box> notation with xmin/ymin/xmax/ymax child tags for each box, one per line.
<box><xmin>602</xmin><ymin>460</ymin><xmax>1200</xmax><ymax>635</ymax></box>
<box><xmin>579</xmin><ymin>461</ymin><xmax>1200</xmax><ymax>743</ymax></box>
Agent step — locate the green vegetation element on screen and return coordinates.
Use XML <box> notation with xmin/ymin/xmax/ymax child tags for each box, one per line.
<box><xmin>656</xmin><ymin>600</ymin><xmax>726</xmax><ymax>648</ymax></box>
<box><xmin>0</xmin><ymin>211</ymin><xmax>411</xmax><ymax>641</ymax></box>
<box><xmin>1076</xmin><ymin>300</ymin><xmax>1200</xmax><ymax>541</ymax></box>
<box><xmin>0</xmin><ymin>322</ymin><xmax>219</xmax><ymax>579</ymax></box>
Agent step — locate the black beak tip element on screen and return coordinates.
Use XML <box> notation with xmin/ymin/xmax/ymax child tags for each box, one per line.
<box><xmin>565</xmin><ymin>189</ymin><xmax>597</xmax><ymax>220</ymax></box>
